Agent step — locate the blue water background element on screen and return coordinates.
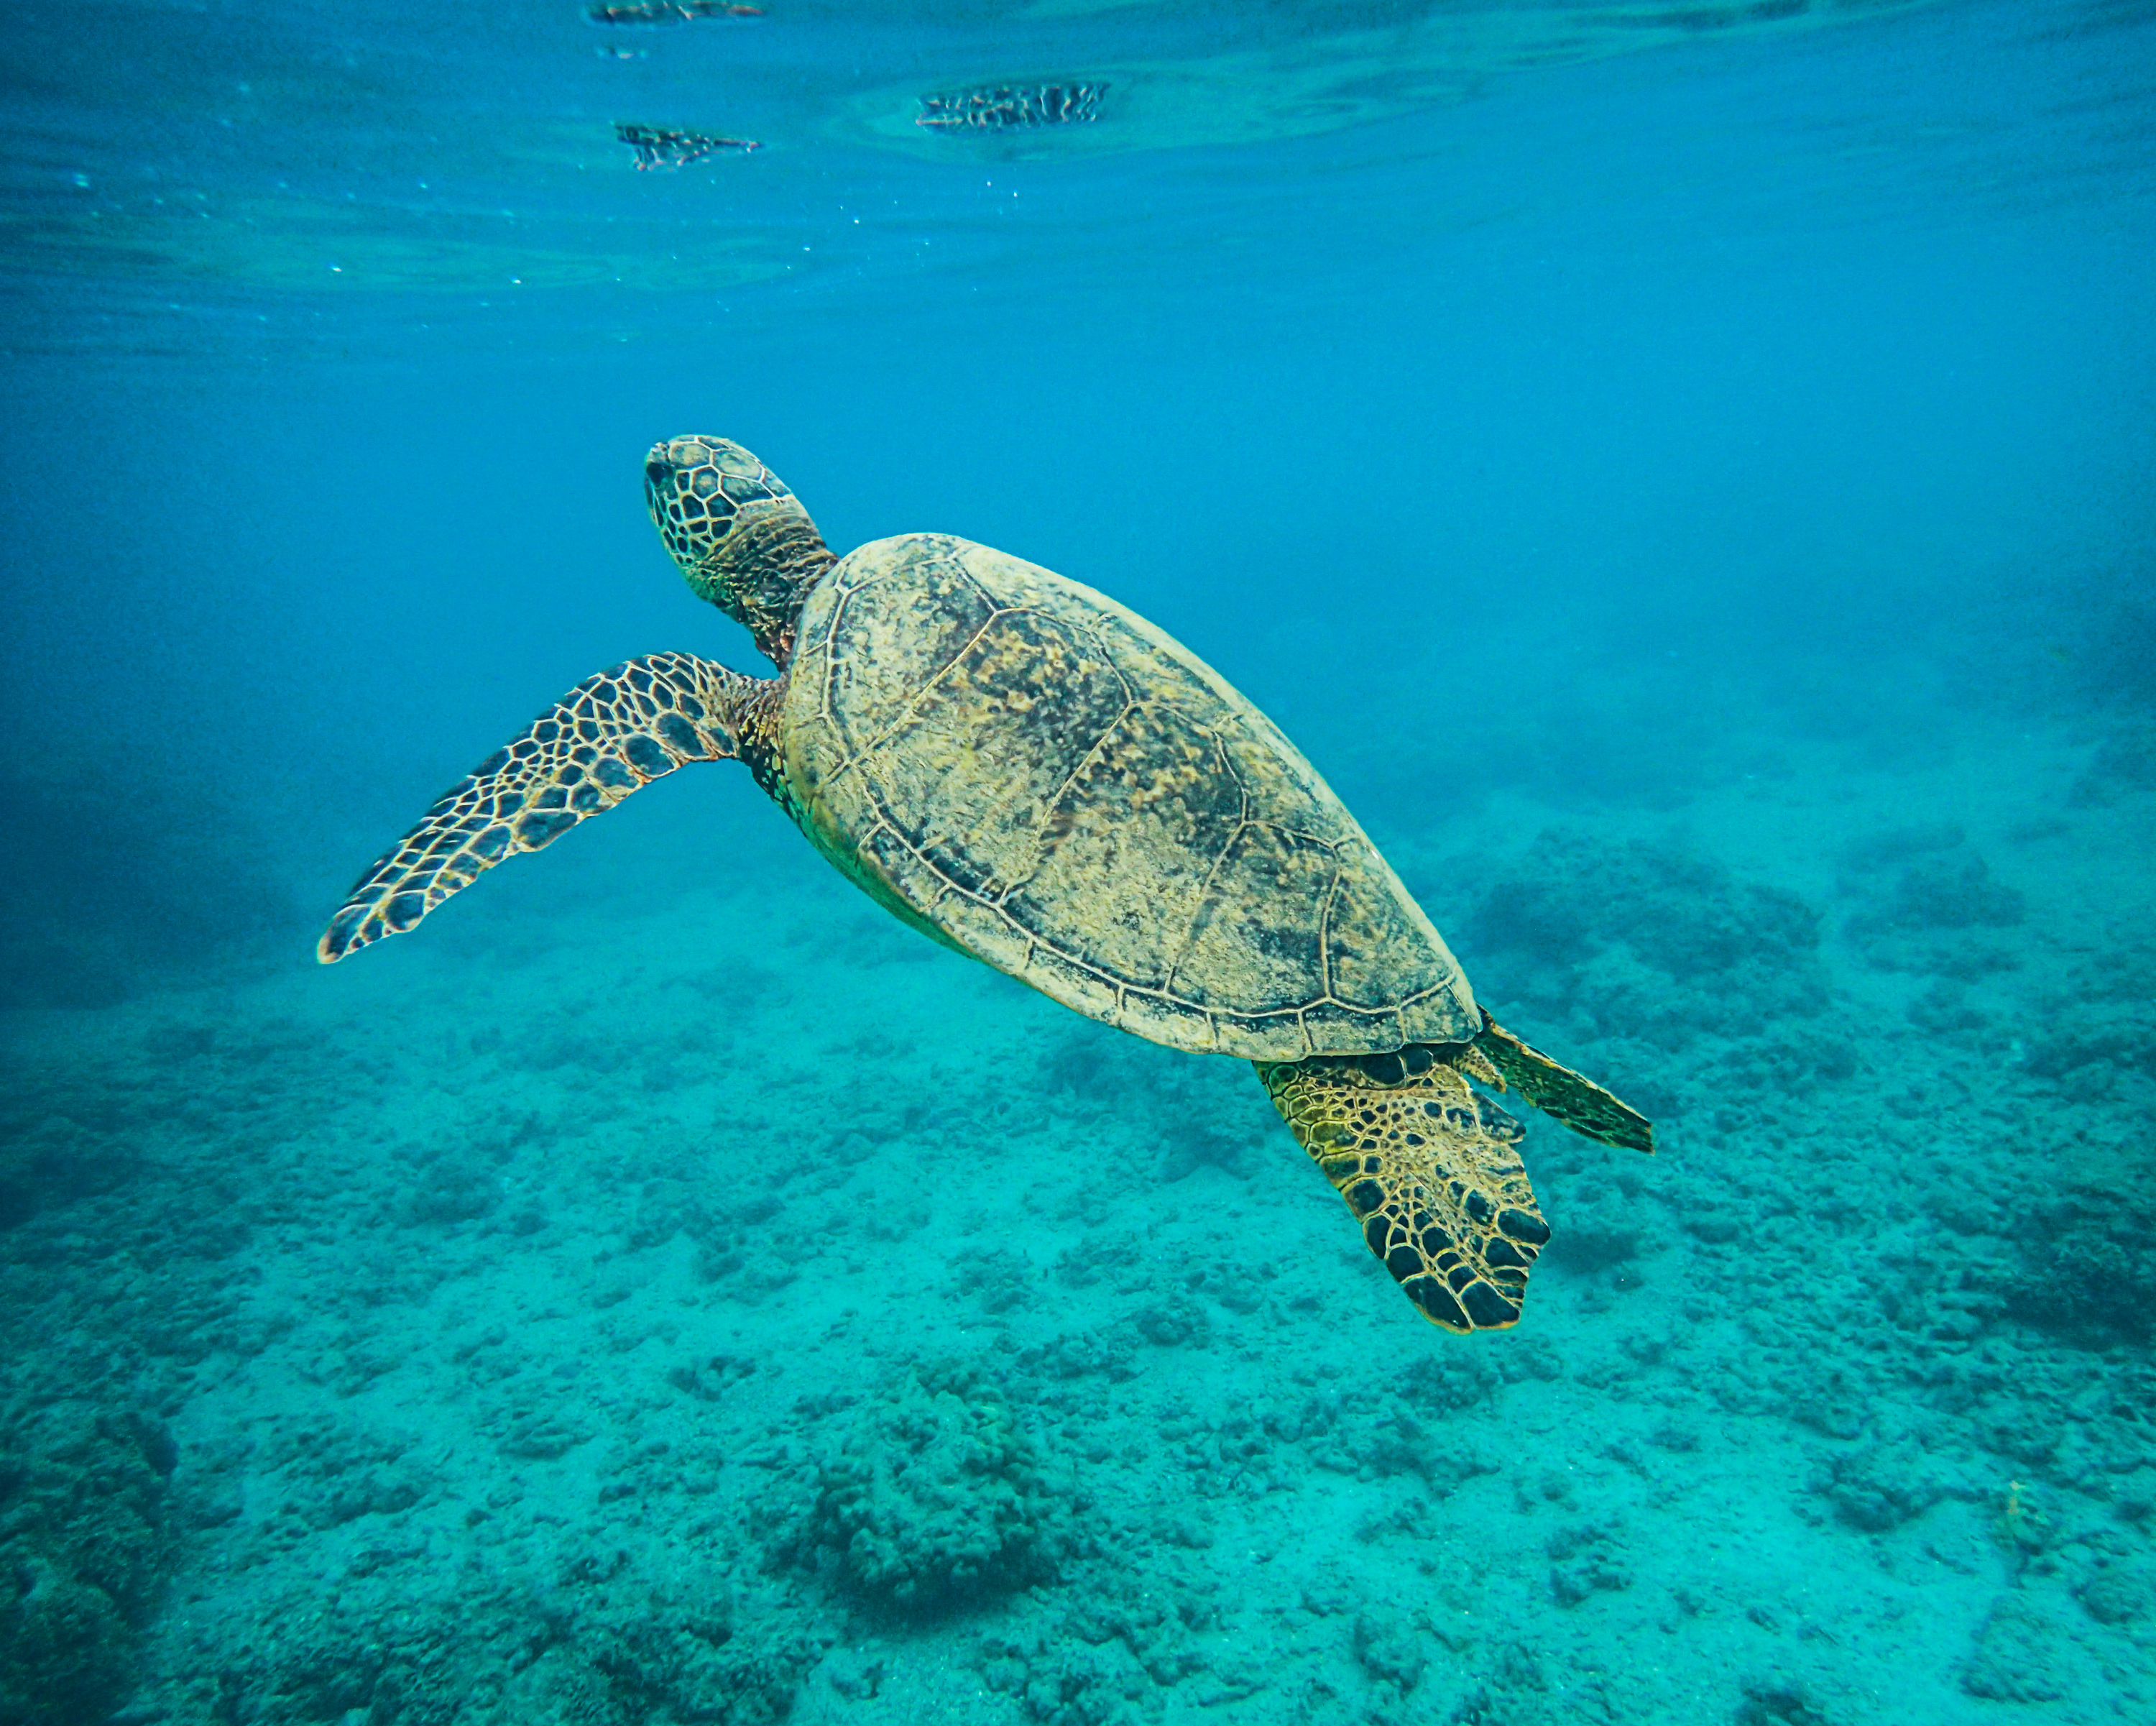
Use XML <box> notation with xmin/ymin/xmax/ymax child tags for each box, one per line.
<box><xmin>2</xmin><ymin>2</ymin><xmax>2154</xmax><ymax>1722</ymax></box>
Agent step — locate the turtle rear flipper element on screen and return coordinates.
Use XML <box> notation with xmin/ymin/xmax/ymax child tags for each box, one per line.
<box><xmin>1474</xmin><ymin>1014</ymin><xmax>1653</xmax><ymax>1155</ymax></box>
<box><xmin>318</xmin><ymin>652</ymin><xmax>762</xmax><ymax>963</ymax></box>
<box><xmin>1258</xmin><ymin>1055</ymin><xmax>1549</xmax><ymax>1333</ymax></box>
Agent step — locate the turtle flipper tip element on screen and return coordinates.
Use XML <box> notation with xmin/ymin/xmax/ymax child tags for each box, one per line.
<box><xmin>316</xmin><ymin>881</ymin><xmax>429</xmax><ymax>963</ymax></box>
<box><xmin>316</xmin><ymin>914</ymin><xmax>359</xmax><ymax>965</ymax></box>
<box><xmin>317</xmin><ymin>899</ymin><xmax>390</xmax><ymax>964</ymax></box>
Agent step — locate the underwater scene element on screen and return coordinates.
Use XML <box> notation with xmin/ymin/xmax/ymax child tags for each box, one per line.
<box><xmin>4</xmin><ymin>1</ymin><xmax>2155</xmax><ymax>1722</ymax></box>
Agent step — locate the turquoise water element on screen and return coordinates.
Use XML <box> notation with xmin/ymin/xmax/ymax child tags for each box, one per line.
<box><xmin>4</xmin><ymin>1</ymin><xmax>2155</xmax><ymax>1721</ymax></box>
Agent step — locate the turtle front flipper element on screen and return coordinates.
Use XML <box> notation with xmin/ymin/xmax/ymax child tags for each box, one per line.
<box><xmin>319</xmin><ymin>652</ymin><xmax>766</xmax><ymax>963</ymax></box>
<box><xmin>1473</xmin><ymin>1013</ymin><xmax>1654</xmax><ymax>1155</ymax></box>
<box><xmin>1258</xmin><ymin>1052</ymin><xmax>1550</xmax><ymax>1333</ymax></box>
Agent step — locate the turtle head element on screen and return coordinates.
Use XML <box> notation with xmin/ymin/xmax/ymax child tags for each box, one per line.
<box><xmin>644</xmin><ymin>436</ymin><xmax>835</xmax><ymax>669</ymax></box>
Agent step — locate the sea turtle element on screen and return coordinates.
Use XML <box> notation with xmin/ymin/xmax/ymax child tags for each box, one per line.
<box><xmin>320</xmin><ymin>437</ymin><xmax>1652</xmax><ymax>1332</ymax></box>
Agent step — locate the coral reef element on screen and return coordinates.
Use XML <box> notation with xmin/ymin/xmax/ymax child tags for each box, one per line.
<box><xmin>798</xmin><ymin>1364</ymin><xmax>1077</xmax><ymax>1617</ymax></box>
<box><xmin>1452</xmin><ymin>829</ymin><xmax>1828</xmax><ymax>1052</ymax></box>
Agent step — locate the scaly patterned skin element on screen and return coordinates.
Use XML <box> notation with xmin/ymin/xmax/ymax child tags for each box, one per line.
<box><xmin>318</xmin><ymin>433</ymin><xmax>1657</xmax><ymax>1333</ymax></box>
<box><xmin>1474</xmin><ymin>1011</ymin><xmax>1654</xmax><ymax>1154</ymax></box>
<box><xmin>1258</xmin><ymin>1047</ymin><xmax>1549</xmax><ymax>1332</ymax></box>
<box><xmin>643</xmin><ymin>436</ymin><xmax>834</xmax><ymax>669</ymax></box>
<box><xmin>318</xmin><ymin>653</ymin><xmax>765</xmax><ymax>962</ymax></box>
<box><xmin>321</xmin><ymin>438</ymin><xmax>834</xmax><ymax>965</ymax></box>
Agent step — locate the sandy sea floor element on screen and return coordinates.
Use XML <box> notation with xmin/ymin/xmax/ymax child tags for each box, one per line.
<box><xmin>4</xmin><ymin>681</ymin><xmax>2155</xmax><ymax>1726</ymax></box>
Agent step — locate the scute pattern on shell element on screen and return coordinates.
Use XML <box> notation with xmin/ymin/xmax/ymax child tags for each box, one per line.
<box><xmin>780</xmin><ymin>536</ymin><xmax>1479</xmax><ymax>1061</ymax></box>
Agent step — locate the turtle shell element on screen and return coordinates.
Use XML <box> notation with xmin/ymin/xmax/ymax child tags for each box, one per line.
<box><xmin>780</xmin><ymin>533</ymin><xmax>1478</xmax><ymax>1061</ymax></box>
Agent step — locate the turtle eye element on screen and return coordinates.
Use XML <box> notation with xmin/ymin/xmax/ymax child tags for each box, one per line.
<box><xmin>645</xmin><ymin>459</ymin><xmax>671</xmax><ymax>485</ymax></box>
